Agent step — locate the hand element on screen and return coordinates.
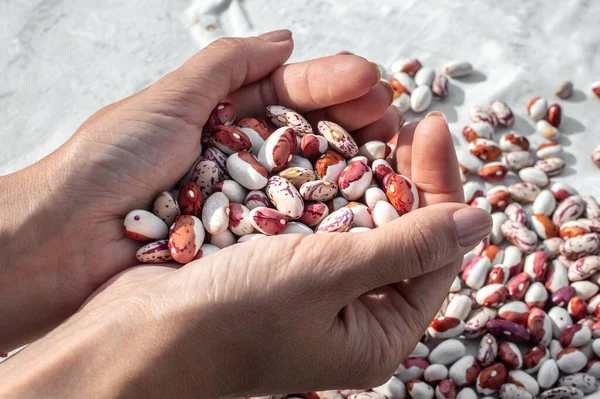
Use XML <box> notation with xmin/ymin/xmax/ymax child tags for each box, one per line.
<box><xmin>0</xmin><ymin>30</ymin><xmax>403</xmax><ymax>350</ymax></box>
<box><xmin>1</xmin><ymin>114</ymin><xmax>492</xmax><ymax>398</ymax></box>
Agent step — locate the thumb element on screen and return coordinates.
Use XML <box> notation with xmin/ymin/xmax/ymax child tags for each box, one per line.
<box><xmin>148</xmin><ymin>30</ymin><xmax>294</xmax><ymax>126</ymax></box>
<box><xmin>312</xmin><ymin>203</ymin><xmax>492</xmax><ymax>299</ymax></box>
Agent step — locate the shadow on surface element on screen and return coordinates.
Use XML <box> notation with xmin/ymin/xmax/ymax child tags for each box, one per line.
<box><xmin>560</xmin><ymin>114</ymin><xmax>586</xmax><ymax>135</ymax></box>
<box><xmin>566</xmin><ymin>89</ymin><xmax>587</xmax><ymax>103</ymax></box>
<box><xmin>453</xmin><ymin>70</ymin><xmax>487</xmax><ymax>84</ymax></box>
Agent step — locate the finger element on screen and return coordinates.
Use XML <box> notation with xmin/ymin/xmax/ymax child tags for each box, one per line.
<box><xmin>224</xmin><ymin>55</ymin><xmax>381</xmax><ymax>117</ymax></box>
<box><xmin>150</xmin><ymin>31</ymin><xmax>295</xmax><ymax>126</ymax></box>
<box><xmin>300</xmin><ymin>81</ymin><xmax>394</xmax><ymax>131</ymax></box>
<box><xmin>392</xmin><ymin>119</ymin><xmax>419</xmax><ymax>176</ymax></box>
<box><xmin>350</xmin><ymin>106</ymin><xmax>404</xmax><ymax>146</ymax></box>
<box><xmin>312</xmin><ymin>203</ymin><xmax>491</xmax><ymax>298</ymax></box>
<box><xmin>411</xmin><ymin>112</ymin><xmax>464</xmax><ymax>205</ymax></box>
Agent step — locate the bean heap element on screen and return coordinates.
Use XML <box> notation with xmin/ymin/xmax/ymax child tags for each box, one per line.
<box><xmin>124</xmin><ymin>104</ymin><xmax>418</xmax><ymax>264</ymax></box>
<box><xmin>123</xmin><ymin>57</ymin><xmax>600</xmax><ymax>398</ymax></box>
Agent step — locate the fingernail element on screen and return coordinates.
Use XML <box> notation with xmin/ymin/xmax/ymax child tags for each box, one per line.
<box><xmin>453</xmin><ymin>207</ymin><xmax>493</xmax><ymax>248</ymax></box>
<box><xmin>390</xmin><ymin>105</ymin><xmax>405</xmax><ymax>129</ymax></box>
<box><xmin>258</xmin><ymin>29</ymin><xmax>293</xmax><ymax>43</ymax></box>
<box><xmin>370</xmin><ymin>62</ymin><xmax>382</xmax><ymax>82</ymax></box>
<box><xmin>426</xmin><ymin>111</ymin><xmax>447</xmax><ymax>123</ymax></box>
<box><xmin>378</xmin><ymin>80</ymin><xmax>395</xmax><ymax>105</ymax></box>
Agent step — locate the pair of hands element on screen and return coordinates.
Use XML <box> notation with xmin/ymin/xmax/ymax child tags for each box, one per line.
<box><xmin>0</xmin><ymin>30</ymin><xmax>491</xmax><ymax>397</ymax></box>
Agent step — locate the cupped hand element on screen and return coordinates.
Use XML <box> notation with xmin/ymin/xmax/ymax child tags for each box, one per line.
<box><xmin>0</xmin><ymin>30</ymin><xmax>405</xmax><ymax>350</ymax></box>
<box><xmin>12</xmin><ymin>113</ymin><xmax>493</xmax><ymax>398</ymax></box>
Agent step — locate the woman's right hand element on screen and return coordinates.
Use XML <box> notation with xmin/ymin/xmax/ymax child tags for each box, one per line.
<box><xmin>1</xmin><ymin>115</ymin><xmax>492</xmax><ymax>398</ymax></box>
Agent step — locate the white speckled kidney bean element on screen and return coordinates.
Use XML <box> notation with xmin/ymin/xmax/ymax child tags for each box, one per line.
<box><xmin>201</xmin><ymin>192</ymin><xmax>230</xmax><ymax>235</ymax></box>
<box><xmin>456</xmin><ymin>149</ymin><xmax>485</xmax><ymax>173</ymax></box>
<box><xmin>287</xmin><ymin>155</ymin><xmax>314</xmax><ymax>171</ymax></box>
<box><xmin>583</xmin><ymin>195</ymin><xmax>600</xmax><ymax>220</ymax></box>
<box><xmin>235</xmin><ymin>117</ymin><xmax>270</xmax><ymax>155</ymax></box>
<box><xmin>537</xmin><ymin>237</ymin><xmax>563</xmax><ymax>259</ymax></box>
<box><xmin>527</xmin><ymin>97</ymin><xmax>548</xmax><ymax>121</ymax></box>
<box><xmin>486</xmin><ymin>263</ymin><xmax>509</xmax><ymax>284</ymax></box>
<box><xmin>561</xmin><ymin>233</ymin><xmax>600</xmax><ymax>261</ymax></box>
<box><xmin>505</xmin><ymin>203</ymin><xmax>526</xmax><ymax>225</ymax></box>
<box><xmin>435</xmin><ymin>379</ymin><xmax>456</xmax><ymax>399</ymax></box>
<box><xmin>209</xmin><ymin>229</ymin><xmax>236</xmax><ymax>248</ymax></box>
<box><xmin>536</xmin><ymin>119</ymin><xmax>561</xmax><ymax>141</ymax></box>
<box><xmin>508</xmin><ymin>182</ymin><xmax>540</xmax><ymax>203</ymax></box>
<box><xmin>537</xmin><ymin>359</ymin><xmax>559</xmax><ymax>390</ymax></box>
<box><xmin>498</xmin><ymin>301</ymin><xmax>529</xmax><ymax>325</ymax></box>
<box><xmin>504</xmin><ymin>246</ymin><xmax>524</xmax><ymax>277</ymax></box>
<box><xmin>248</xmin><ymin>207</ymin><xmax>288</xmax><ymax>235</ymax></box>
<box><xmin>551</xmin><ymin>182</ymin><xmax>578</xmax><ymax>201</ymax></box>
<box><xmin>406</xmin><ymin>380</ymin><xmax>434</xmax><ymax>399</ymax></box>
<box><xmin>501</xmin><ymin>221</ymin><xmax>538</xmax><ymax>254</ymax></box>
<box><xmin>550</xmin><ymin>339</ymin><xmax>565</xmax><ymax>359</ymax></box>
<box><xmin>396</xmin><ymin>357</ymin><xmax>429</xmax><ymax>383</ymax></box>
<box><xmin>533</xmin><ymin>190</ymin><xmax>557</xmax><ymax>217</ymax></box>
<box><xmin>456</xmin><ymin>387</ymin><xmax>477</xmax><ymax>399</ymax></box>
<box><xmin>546</xmin><ymin>258</ymin><xmax>570</xmax><ymax>293</ymax></box>
<box><xmin>315</xmin><ymin>207</ymin><xmax>353</xmax><ymax>233</ymax></box>
<box><xmin>244</xmin><ymin>190</ymin><xmax>270</xmax><ymax>210</ymax></box>
<box><xmin>345</xmin><ymin>202</ymin><xmax>374</xmax><ymax>229</ymax></box>
<box><xmin>136</xmin><ymin>239</ymin><xmax>172</xmax><ymax>263</ymax></box>
<box><xmin>299</xmin><ymin>180</ymin><xmax>338</xmax><ymax>202</ymax></box>
<box><xmin>463</xmin><ymin>181</ymin><xmax>484</xmax><ymax>203</ymax></box>
<box><xmin>226</xmin><ymin>151</ymin><xmax>269</xmax><ymax>190</ymax></box>
<box><xmin>228</xmin><ymin>203</ymin><xmax>254</xmax><ymax>236</ymax></box>
<box><xmin>536</xmin><ymin>158</ymin><xmax>566</xmax><ymax>177</ymax></box>
<box><xmin>568</xmin><ymin>256</ymin><xmax>600</xmax><ymax>281</ymax></box>
<box><xmin>519</xmin><ymin>167</ymin><xmax>549</xmax><ymax>188</ymax></box>
<box><xmin>429</xmin><ymin>339</ymin><xmax>466</xmax><ymax>365</ymax></box>
<box><xmin>557</xmin><ymin>348</ymin><xmax>588</xmax><ymax>373</ymax></box>
<box><xmin>428</xmin><ymin>316</ymin><xmax>465</xmax><ymax>339</ymax></box>
<box><xmin>317</xmin><ymin>121</ymin><xmax>358</xmax><ymax>158</ymax></box>
<box><xmin>525</xmin><ymin>282</ymin><xmax>548</xmax><ymax>309</ymax></box>
<box><xmin>498</xmin><ymin>383</ymin><xmax>533</xmax><ymax>399</ymax></box>
<box><xmin>548</xmin><ymin>306</ymin><xmax>573</xmax><ymax>339</ymax></box>
<box><xmin>330</xmin><ymin>196</ymin><xmax>349</xmax><ymax>212</ymax></box>
<box><xmin>372</xmin><ymin>201</ymin><xmax>400</xmax><ymax>227</ymax></box>
<box><xmin>258</xmin><ymin>127</ymin><xmax>296</xmax><ymax>173</ymax></box>
<box><xmin>502</xmin><ymin>151</ymin><xmax>535</xmax><ymax>171</ymax></box>
<box><xmin>373</xmin><ymin>376</ymin><xmax>407</xmax><ymax>399</ymax></box>
<box><xmin>557</xmin><ymin>373</ymin><xmax>598</xmax><ymax>394</ymax></box>
<box><xmin>476</xmin><ymin>284</ymin><xmax>508</xmax><ymax>307</ymax></box>
<box><xmin>193</xmin><ymin>243</ymin><xmax>220</xmax><ymax>260</ymax></box>
<box><xmin>506</xmin><ymin>369</ymin><xmax>540</xmax><ymax>396</ymax></box>
<box><xmin>153</xmin><ymin>191</ymin><xmax>180</xmax><ymax>226</ymax></box>
<box><xmin>449</xmin><ymin>276</ymin><xmax>462</xmax><ymax>293</ymax></box>
<box><xmin>278</xmin><ymin>167</ymin><xmax>317</xmax><ymax>190</ymax></box>
<box><xmin>469</xmin><ymin>138</ymin><xmax>503</xmax><ymax>162</ymax></box>
<box><xmin>487</xmin><ymin>186</ymin><xmax>511</xmax><ymax>211</ymax></box>
<box><xmin>461</xmin><ymin>256</ymin><xmax>492</xmax><ymax>289</ymax></box>
<box><xmin>265</xmin><ymin>105</ymin><xmax>312</xmax><ymax>136</ymax></box>
<box><xmin>193</xmin><ymin>158</ymin><xmax>224</xmax><ymax>198</ymax></box>
<box><xmin>265</xmin><ymin>176</ymin><xmax>304</xmax><ymax>219</ymax></box>
<box><xmin>464</xmin><ymin>307</ymin><xmax>497</xmax><ymax>339</ymax></box>
<box><xmin>469</xmin><ymin>106</ymin><xmax>498</xmax><ymax>126</ymax></box>
<box><xmin>124</xmin><ymin>209</ymin><xmax>169</xmax><ymax>241</ymax></box>
<box><xmin>213</xmin><ymin>179</ymin><xmax>248</xmax><ymax>204</ymax></box>
<box><xmin>506</xmin><ymin>273</ymin><xmax>530</xmax><ymax>302</ymax></box>
<box><xmin>489</xmin><ymin>100</ymin><xmax>514</xmax><ymax>126</ymax></box>
<box><xmin>314</xmin><ymin>150</ymin><xmax>346</xmax><ymax>181</ymax></box>
<box><xmin>424</xmin><ymin>364</ymin><xmax>449</xmax><ymax>385</ymax></box>
<box><xmin>553</xmin><ymin>195</ymin><xmax>586</xmax><ymax>226</ymax></box>
<box><xmin>477</xmin><ymin>334</ymin><xmax>499</xmax><ymax>367</ymax></box>
<box><xmin>410</xmin><ymin>86</ymin><xmax>433</xmax><ymax>113</ymax></box>
<box><xmin>338</xmin><ymin>161</ymin><xmax>373</xmax><ymax>201</ymax></box>
<box><xmin>540</xmin><ymin>387</ymin><xmax>584</xmax><ymax>399</ymax></box>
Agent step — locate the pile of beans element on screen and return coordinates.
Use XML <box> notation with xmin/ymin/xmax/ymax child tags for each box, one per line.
<box><xmin>123</xmin><ymin>57</ymin><xmax>600</xmax><ymax>398</ymax></box>
<box><xmin>124</xmin><ymin>103</ymin><xmax>417</xmax><ymax>264</ymax></box>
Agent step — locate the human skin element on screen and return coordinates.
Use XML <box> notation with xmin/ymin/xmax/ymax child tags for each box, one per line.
<box><xmin>0</xmin><ymin>30</ymin><xmax>491</xmax><ymax>397</ymax></box>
